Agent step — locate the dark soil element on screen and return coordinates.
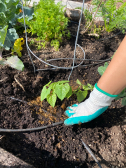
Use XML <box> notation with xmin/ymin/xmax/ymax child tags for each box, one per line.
<box><xmin>0</xmin><ymin>21</ymin><xmax>126</xmax><ymax>168</ymax></box>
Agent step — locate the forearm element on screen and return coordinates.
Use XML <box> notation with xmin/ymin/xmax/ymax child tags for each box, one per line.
<box><xmin>98</xmin><ymin>35</ymin><xmax>126</xmax><ymax>95</ymax></box>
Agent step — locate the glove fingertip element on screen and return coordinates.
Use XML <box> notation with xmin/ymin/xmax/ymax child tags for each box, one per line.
<box><xmin>72</xmin><ymin>104</ymin><xmax>78</xmax><ymax>107</ymax></box>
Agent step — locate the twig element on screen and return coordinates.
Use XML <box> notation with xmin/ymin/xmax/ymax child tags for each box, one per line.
<box><xmin>14</xmin><ymin>76</ymin><xmax>25</xmax><ymax>92</ymax></box>
<box><xmin>2</xmin><ymin>52</ymin><xmax>13</xmax><ymax>57</ymax></box>
<box><xmin>0</xmin><ymin>77</ymin><xmax>8</xmax><ymax>83</ymax></box>
<box><xmin>0</xmin><ymin>135</ymin><xmax>5</xmax><ymax>140</ymax></box>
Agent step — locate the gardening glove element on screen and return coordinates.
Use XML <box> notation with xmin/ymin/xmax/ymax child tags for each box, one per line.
<box><xmin>64</xmin><ymin>83</ymin><xmax>118</xmax><ymax>126</ymax></box>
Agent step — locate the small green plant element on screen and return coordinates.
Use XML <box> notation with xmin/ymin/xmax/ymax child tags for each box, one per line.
<box><xmin>115</xmin><ymin>88</ymin><xmax>126</xmax><ymax>105</ymax></box>
<box><xmin>41</xmin><ymin>79</ymin><xmax>94</xmax><ymax>107</ymax></box>
<box><xmin>73</xmin><ymin>79</ymin><xmax>94</xmax><ymax>102</ymax></box>
<box><xmin>41</xmin><ymin>80</ymin><xmax>72</xmax><ymax>107</ymax></box>
<box><xmin>98</xmin><ymin>62</ymin><xmax>109</xmax><ymax>75</ymax></box>
<box><xmin>92</xmin><ymin>0</ymin><xmax>126</xmax><ymax>33</ymax></box>
<box><xmin>19</xmin><ymin>0</ymin><xmax>70</xmax><ymax>51</ymax></box>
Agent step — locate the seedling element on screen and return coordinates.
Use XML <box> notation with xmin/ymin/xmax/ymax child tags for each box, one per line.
<box><xmin>73</xmin><ymin>79</ymin><xmax>94</xmax><ymax>102</ymax></box>
<box><xmin>41</xmin><ymin>81</ymin><xmax>72</xmax><ymax>107</ymax></box>
<box><xmin>41</xmin><ymin>79</ymin><xmax>94</xmax><ymax>107</ymax></box>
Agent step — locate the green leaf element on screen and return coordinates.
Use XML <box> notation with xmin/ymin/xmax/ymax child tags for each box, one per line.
<box><xmin>57</xmin><ymin>80</ymin><xmax>69</xmax><ymax>84</ymax></box>
<box><xmin>83</xmin><ymin>83</ymin><xmax>94</xmax><ymax>91</ymax></box>
<box><xmin>76</xmin><ymin>90</ymin><xmax>88</xmax><ymax>102</ymax></box>
<box><xmin>0</xmin><ymin>12</ymin><xmax>7</xmax><ymax>27</ymax></box>
<box><xmin>0</xmin><ymin>1</ymin><xmax>7</xmax><ymax>13</ymax></box>
<box><xmin>49</xmin><ymin>82</ymin><xmax>57</xmax><ymax>90</ymax></box>
<box><xmin>122</xmin><ymin>97</ymin><xmax>126</xmax><ymax>106</ymax></box>
<box><xmin>41</xmin><ymin>85</ymin><xmax>51</xmax><ymax>101</ymax></box>
<box><xmin>76</xmin><ymin>79</ymin><xmax>82</xmax><ymax>86</ymax></box>
<box><xmin>5</xmin><ymin>55</ymin><xmax>24</xmax><ymax>71</ymax></box>
<box><xmin>0</xmin><ymin>25</ymin><xmax>8</xmax><ymax>48</ymax></box>
<box><xmin>65</xmin><ymin>86</ymin><xmax>72</xmax><ymax>99</ymax></box>
<box><xmin>4</xmin><ymin>28</ymin><xmax>19</xmax><ymax>50</ymax></box>
<box><xmin>47</xmin><ymin>93</ymin><xmax>57</xmax><ymax>107</ymax></box>
<box><xmin>98</xmin><ymin>62</ymin><xmax>108</xmax><ymax>76</ymax></box>
<box><xmin>18</xmin><ymin>5</ymin><xmax>34</xmax><ymax>21</ymax></box>
<box><xmin>115</xmin><ymin>89</ymin><xmax>126</xmax><ymax>100</ymax></box>
<box><xmin>83</xmin><ymin>85</ymin><xmax>89</xmax><ymax>90</ymax></box>
<box><xmin>55</xmin><ymin>83</ymin><xmax>70</xmax><ymax>100</ymax></box>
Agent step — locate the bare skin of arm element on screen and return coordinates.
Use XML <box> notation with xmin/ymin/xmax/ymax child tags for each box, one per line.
<box><xmin>98</xmin><ymin>35</ymin><xmax>126</xmax><ymax>95</ymax></box>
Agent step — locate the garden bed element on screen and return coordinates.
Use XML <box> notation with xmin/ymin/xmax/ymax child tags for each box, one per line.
<box><xmin>0</xmin><ymin>21</ymin><xmax>126</xmax><ymax>168</ymax></box>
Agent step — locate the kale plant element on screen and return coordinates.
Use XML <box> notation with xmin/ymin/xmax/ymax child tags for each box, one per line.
<box><xmin>0</xmin><ymin>0</ymin><xmax>24</xmax><ymax>71</ymax></box>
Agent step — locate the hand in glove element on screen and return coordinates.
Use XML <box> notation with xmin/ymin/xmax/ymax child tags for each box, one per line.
<box><xmin>64</xmin><ymin>83</ymin><xmax>118</xmax><ymax>126</ymax></box>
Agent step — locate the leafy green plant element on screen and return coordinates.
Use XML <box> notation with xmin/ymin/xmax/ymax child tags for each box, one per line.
<box><xmin>0</xmin><ymin>0</ymin><xmax>20</xmax><ymax>51</ymax></box>
<box><xmin>0</xmin><ymin>0</ymin><xmax>27</xmax><ymax>71</ymax></box>
<box><xmin>19</xmin><ymin>0</ymin><xmax>70</xmax><ymax>50</ymax></box>
<box><xmin>73</xmin><ymin>79</ymin><xmax>94</xmax><ymax>102</ymax></box>
<box><xmin>115</xmin><ymin>88</ymin><xmax>126</xmax><ymax>105</ymax></box>
<box><xmin>98</xmin><ymin>62</ymin><xmax>109</xmax><ymax>75</ymax></box>
<box><xmin>41</xmin><ymin>80</ymin><xmax>72</xmax><ymax>107</ymax></box>
<box><xmin>92</xmin><ymin>0</ymin><xmax>126</xmax><ymax>33</ymax></box>
<box><xmin>41</xmin><ymin>79</ymin><xmax>94</xmax><ymax>107</ymax></box>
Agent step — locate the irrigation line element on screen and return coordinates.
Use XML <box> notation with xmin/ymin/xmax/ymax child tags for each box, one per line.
<box><xmin>0</xmin><ymin>97</ymin><xmax>64</xmax><ymax>133</ymax></box>
<box><xmin>20</xmin><ymin>0</ymin><xmax>36</xmax><ymax>73</ymax></box>
<box><xmin>46</xmin><ymin>58</ymin><xmax>111</xmax><ymax>62</ymax></box>
<box><xmin>36</xmin><ymin>58</ymin><xmax>111</xmax><ymax>71</ymax></box>
<box><xmin>81</xmin><ymin>139</ymin><xmax>102</xmax><ymax>168</ymax></box>
<box><xmin>0</xmin><ymin>121</ymin><xmax>64</xmax><ymax>133</ymax></box>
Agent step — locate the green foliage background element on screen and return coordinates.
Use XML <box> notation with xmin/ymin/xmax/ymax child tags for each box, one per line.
<box><xmin>92</xmin><ymin>0</ymin><xmax>126</xmax><ymax>33</ymax></box>
<box><xmin>19</xmin><ymin>0</ymin><xmax>70</xmax><ymax>50</ymax></box>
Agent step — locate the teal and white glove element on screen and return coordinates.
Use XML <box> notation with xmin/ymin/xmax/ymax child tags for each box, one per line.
<box><xmin>64</xmin><ymin>83</ymin><xmax>118</xmax><ymax>126</ymax></box>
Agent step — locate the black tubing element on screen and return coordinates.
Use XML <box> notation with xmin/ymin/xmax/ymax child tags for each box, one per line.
<box><xmin>0</xmin><ymin>121</ymin><xmax>64</xmax><ymax>133</ymax></box>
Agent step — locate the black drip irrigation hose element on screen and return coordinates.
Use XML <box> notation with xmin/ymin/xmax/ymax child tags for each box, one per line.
<box><xmin>0</xmin><ymin>121</ymin><xmax>63</xmax><ymax>133</ymax></box>
<box><xmin>81</xmin><ymin>140</ymin><xmax>102</xmax><ymax>168</ymax></box>
<box><xmin>0</xmin><ymin>96</ymin><xmax>64</xmax><ymax>133</ymax></box>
